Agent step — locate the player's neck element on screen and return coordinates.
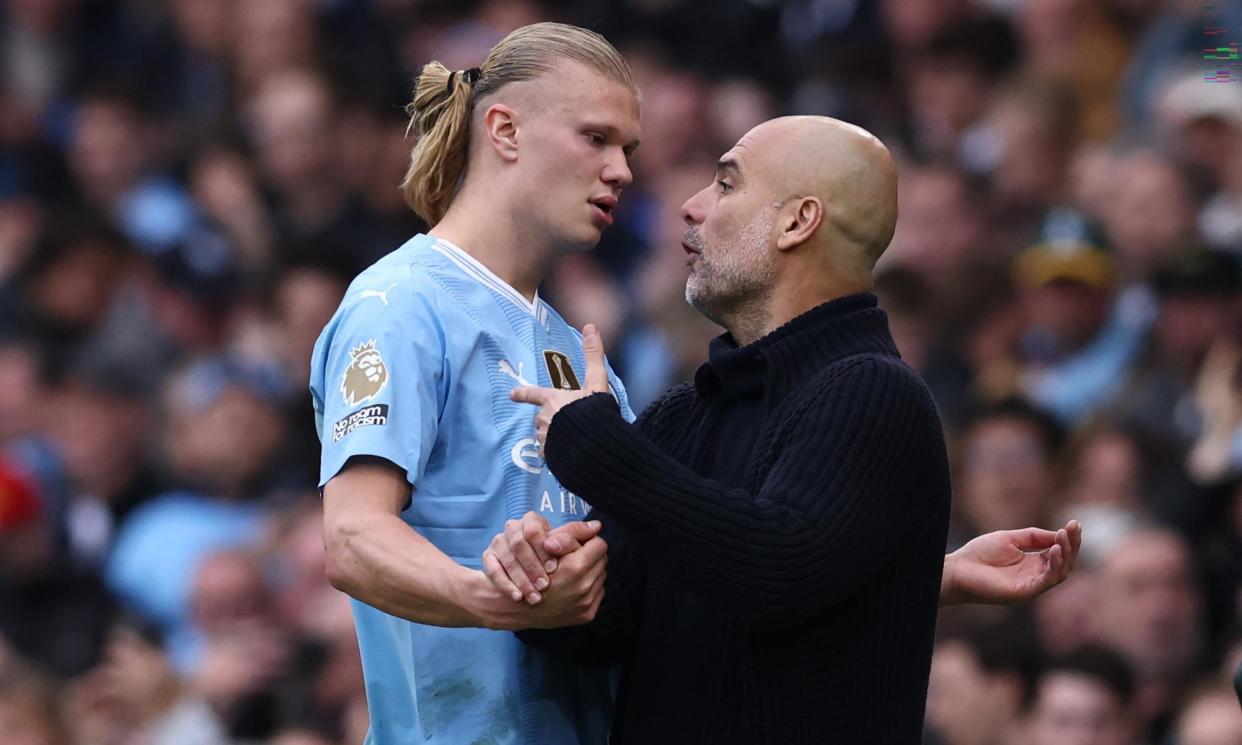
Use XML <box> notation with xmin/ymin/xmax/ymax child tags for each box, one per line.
<box><xmin>430</xmin><ymin>205</ymin><xmax>554</xmax><ymax>302</ymax></box>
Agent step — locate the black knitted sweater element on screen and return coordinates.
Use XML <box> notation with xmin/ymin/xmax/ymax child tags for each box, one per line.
<box><xmin>520</xmin><ymin>293</ymin><xmax>952</xmax><ymax>744</ymax></box>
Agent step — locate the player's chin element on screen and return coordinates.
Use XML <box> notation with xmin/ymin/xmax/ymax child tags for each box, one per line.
<box><xmin>562</xmin><ymin>224</ymin><xmax>605</xmax><ymax>253</ymax></box>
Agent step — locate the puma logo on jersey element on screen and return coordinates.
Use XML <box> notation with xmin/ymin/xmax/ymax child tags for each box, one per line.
<box><xmin>359</xmin><ymin>284</ymin><xmax>397</xmax><ymax>306</ymax></box>
<box><xmin>498</xmin><ymin>359</ymin><xmax>532</xmax><ymax>386</ymax></box>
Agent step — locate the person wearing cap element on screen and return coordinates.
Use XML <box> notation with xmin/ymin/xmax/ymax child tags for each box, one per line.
<box><xmin>1005</xmin><ymin>209</ymin><xmax>1150</xmax><ymax>424</ymax></box>
<box><xmin>1154</xmin><ymin>250</ymin><xmax>1242</xmax><ymax>485</ymax></box>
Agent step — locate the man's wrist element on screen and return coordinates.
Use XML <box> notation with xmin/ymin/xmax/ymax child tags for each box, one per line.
<box><xmin>454</xmin><ymin>568</ymin><xmax>518</xmax><ymax>630</ymax></box>
<box><xmin>940</xmin><ymin>551</ymin><xmax>962</xmax><ymax>606</ymax></box>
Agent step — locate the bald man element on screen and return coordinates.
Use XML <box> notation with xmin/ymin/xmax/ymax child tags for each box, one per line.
<box><xmin>493</xmin><ymin>117</ymin><xmax>951</xmax><ymax>742</ymax></box>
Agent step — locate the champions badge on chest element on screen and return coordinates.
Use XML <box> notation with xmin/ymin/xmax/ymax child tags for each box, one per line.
<box><xmin>543</xmin><ymin>350</ymin><xmax>581</xmax><ymax>390</ymax></box>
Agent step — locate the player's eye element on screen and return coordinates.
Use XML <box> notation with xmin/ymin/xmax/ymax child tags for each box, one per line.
<box><xmin>717</xmin><ymin>179</ymin><xmax>733</xmax><ymax>193</ymax></box>
<box><xmin>586</xmin><ymin>132</ymin><xmax>606</xmax><ymax>146</ymax></box>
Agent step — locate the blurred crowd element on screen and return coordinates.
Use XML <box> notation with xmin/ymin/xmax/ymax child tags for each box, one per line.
<box><xmin>1</xmin><ymin>0</ymin><xmax>1241</xmax><ymax>743</ymax></box>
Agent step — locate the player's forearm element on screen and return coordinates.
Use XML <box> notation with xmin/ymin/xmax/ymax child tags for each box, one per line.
<box><xmin>324</xmin><ymin>511</ymin><xmax>502</xmax><ymax>628</ymax></box>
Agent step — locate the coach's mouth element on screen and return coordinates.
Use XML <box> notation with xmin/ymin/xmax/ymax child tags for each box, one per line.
<box><xmin>681</xmin><ymin>241</ymin><xmax>701</xmax><ymax>255</ymax></box>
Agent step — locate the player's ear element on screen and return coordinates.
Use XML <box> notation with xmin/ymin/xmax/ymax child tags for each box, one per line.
<box><xmin>482</xmin><ymin>103</ymin><xmax>520</xmax><ymax>162</ymax></box>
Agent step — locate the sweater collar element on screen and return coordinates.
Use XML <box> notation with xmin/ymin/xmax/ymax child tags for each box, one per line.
<box><xmin>694</xmin><ymin>293</ymin><xmax>900</xmax><ymax>400</ymax></box>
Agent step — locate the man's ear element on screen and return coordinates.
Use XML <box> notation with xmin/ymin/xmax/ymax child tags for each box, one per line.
<box><xmin>775</xmin><ymin>196</ymin><xmax>824</xmax><ymax>251</ymax></box>
<box><xmin>482</xmin><ymin>103</ymin><xmax>520</xmax><ymax>162</ymax></box>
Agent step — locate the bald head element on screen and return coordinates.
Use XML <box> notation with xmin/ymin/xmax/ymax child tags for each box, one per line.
<box><xmin>680</xmin><ymin>115</ymin><xmax>899</xmax><ymax>344</ymax></box>
<box><xmin>737</xmin><ymin>116</ymin><xmax>898</xmax><ymax>266</ymax></box>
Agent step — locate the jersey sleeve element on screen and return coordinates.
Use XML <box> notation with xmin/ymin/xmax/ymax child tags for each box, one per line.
<box><xmin>312</xmin><ymin>282</ymin><xmax>445</xmax><ymax>490</ymax></box>
<box><xmin>605</xmin><ymin>360</ymin><xmax>636</xmax><ymax>424</ymax></box>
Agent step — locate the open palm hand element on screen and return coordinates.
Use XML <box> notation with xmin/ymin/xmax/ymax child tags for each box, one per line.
<box><xmin>944</xmin><ymin>521</ymin><xmax>1082</xmax><ymax>605</ymax></box>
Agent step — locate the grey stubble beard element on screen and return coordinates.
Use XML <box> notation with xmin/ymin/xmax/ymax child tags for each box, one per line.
<box><xmin>684</xmin><ymin>210</ymin><xmax>778</xmax><ymax>344</ymax></box>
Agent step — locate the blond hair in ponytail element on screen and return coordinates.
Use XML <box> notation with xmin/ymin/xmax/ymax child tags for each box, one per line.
<box><xmin>401</xmin><ymin>23</ymin><xmax>635</xmax><ymax>225</ymax></box>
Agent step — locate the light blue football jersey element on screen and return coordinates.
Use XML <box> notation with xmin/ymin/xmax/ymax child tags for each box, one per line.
<box><xmin>310</xmin><ymin>234</ymin><xmax>634</xmax><ymax>745</ymax></box>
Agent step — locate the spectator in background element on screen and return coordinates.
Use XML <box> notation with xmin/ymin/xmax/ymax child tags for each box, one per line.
<box><xmin>0</xmin><ymin>217</ymin><xmax>131</xmax><ymax>367</ymax></box>
<box><xmin>925</xmin><ymin>618</ymin><xmax>1040</xmax><ymax>745</ymax></box>
<box><xmin>960</xmin><ymin>208</ymin><xmax>1150</xmax><ymax>426</ymax></box>
<box><xmin>0</xmin><ymin>334</ymin><xmax>45</xmax><ymax>446</ymax></box>
<box><xmin>1059</xmin><ymin>425</ymin><xmax>1142</xmax><ymax>512</ymax></box>
<box><xmin>334</xmin><ymin>98</ymin><xmax>429</xmax><ymax>262</ymax></box>
<box><xmin>627</xmin><ymin>66</ymin><xmax>709</xmax><ymax>179</ymax></box>
<box><xmin>0</xmin><ymin>661</ymin><xmax>68</xmax><ymax>745</ymax></box>
<box><xmin>979</xmin><ymin>79</ymin><xmax>1080</xmax><ymax>242</ymax></box>
<box><xmin>1031</xmin><ymin>554</ymin><xmax>1099</xmax><ymax>658</ymax></box>
<box><xmin>1102</xmin><ymin>150</ymin><xmax>1198</xmax><ymax>286</ymax></box>
<box><xmin>158</xmin><ymin>0</ymin><xmax>235</xmax><ymax>131</ymax></box>
<box><xmin>882</xmin><ymin>162</ymin><xmax>1000</xmax><ymax>337</ymax></box>
<box><xmin>262</xmin><ymin>498</ymin><xmax>364</xmax><ymax>740</ymax></box>
<box><xmin>83</xmin><ymin>226</ymin><xmax>244</xmax><ymax>391</ymax></box>
<box><xmin>1021</xmin><ymin>644</ymin><xmax>1138</xmax><ymax>745</ymax></box>
<box><xmin>64</xmin><ymin>619</ymin><xmax>229</xmax><ymax>745</ymax></box>
<box><xmin>68</xmin><ymin>86</ymin><xmax>197</xmax><ymax>253</ymax></box>
<box><xmin>1173</xmin><ymin>684</ymin><xmax>1242</xmax><ymax>745</ymax></box>
<box><xmin>0</xmin><ymin>453</ymin><xmax>115</xmax><ymax>679</ymax></box>
<box><xmin>880</xmin><ymin>0</ymin><xmax>979</xmax><ymax>54</ymax></box>
<box><xmin>244</xmin><ymin>70</ymin><xmax>361</xmax><ymax>254</ymax></box>
<box><xmin>705</xmin><ymin>78</ymin><xmax>777</xmax><ymax>153</ymax></box>
<box><xmin>188</xmin><ymin>143</ymin><xmax>278</xmax><ymax>276</ymax></box>
<box><xmin>1006</xmin><ymin>211</ymin><xmax>1149</xmax><ymax>423</ymax></box>
<box><xmin>1154</xmin><ymin>67</ymin><xmax>1242</xmax><ymax>197</ymax></box>
<box><xmin>1119</xmin><ymin>250</ymin><xmax>1242</xmax><ymax>508</ymax></box>
<box><xmin>188</xmin><ymin>549</ymin><xmax>293</xmax><ymax>741</ymax></box>
<box><xmin>0</xmin><ymin>0</ymin><xmax>81</xmax><ymax>119</ymax></box>
<box><xmin>105</xmin><ymin>356</ymin><xmax>285</xmax><ymax>669</ymax></box>
<box><xmin>234</xmin><ymin>259</ymin><xmax>351</xmax><ymax>490</ymax></box>
<box><xmin>36</xmin><ymin>354</ymin><xmax>154</xmax><ymax>566</ymax></box>
<box><xmin>1013</xmin><ymin>0</ymin><xmax>1132</xmax><ymax>141</ymax></box>
<box><xmin>1092</xmin><ymin>526</ymin><xmax>1205</xmax><ymax>739</ymax></box>
<box><xmin>954</xmin><ymin>398</ymin><xmax>1064</xmax><ymax>542</ymax></box>
<box><xmin>1122</xmin><ymin>0</ymin><xmax>1242</xmax><ymax>131</ymax></box>
<box><xmin>232</xmin><ymin>0</ymin><xmax>320</xmax><ymax>99</ymax></box>
<box><xmin>874</xmin><ymin>266</ymin><xmax>977</xmax><ymax>428</ymax></box>
<box><xmin>898</xmin><ymin>17</ymin><xmax>1013</xmax><ymax>161</ymax></box>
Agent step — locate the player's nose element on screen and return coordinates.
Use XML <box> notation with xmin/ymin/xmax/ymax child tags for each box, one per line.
<box><xmin>601</xmin><ymin>149</ymin><xmax>633</xmax><ymax>190</ymax></box>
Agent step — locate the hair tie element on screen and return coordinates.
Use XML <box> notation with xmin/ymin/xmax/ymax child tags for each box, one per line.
<box><xmin>446</xmin><ymin>68</ymin><xmax>482</xmax><ymax>94</ymax></box>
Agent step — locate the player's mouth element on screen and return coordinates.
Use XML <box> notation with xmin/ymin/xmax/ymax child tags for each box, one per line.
<box><xmin>589</xmin><ymin>196</ymin><xmax>617</xmax><ymax>226</ymax></box>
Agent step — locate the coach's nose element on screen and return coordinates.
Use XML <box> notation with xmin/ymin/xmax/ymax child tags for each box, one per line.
<box><xmin>681</xmin><ymin>185</ymin><xmax>711</xmax><ymax>226</ymax></box>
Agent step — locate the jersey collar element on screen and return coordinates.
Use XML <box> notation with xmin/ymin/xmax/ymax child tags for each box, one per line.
<box><xmin>429</xmin><ymin>237</ymin><xmax>546</xmax><ymax>320</ymax></box>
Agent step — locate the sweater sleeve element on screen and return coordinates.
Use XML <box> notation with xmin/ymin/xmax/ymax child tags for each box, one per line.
<box><xmin>543</xmin><ymin>356</ymin><xmax>948</xmax><ymax>625</ymax></box>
